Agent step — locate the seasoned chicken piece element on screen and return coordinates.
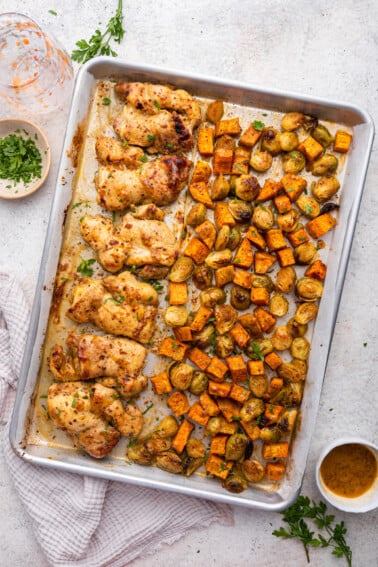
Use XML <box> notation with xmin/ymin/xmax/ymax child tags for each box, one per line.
<box><xmin>91</xmin><ymin>383</ymin><xmax>143</xmax><ymax>437</ymax></box>
<box><xmin>50</xmin><ymin>332</ymin><xmax>147</xmax><ymax>395</ymax></box>
<box><xmin>95</xmin><ymin>135</ymin><xmax>144</xmax><ymax>167</ymax></box>
<box><xmin>47</xmin><ymin>382</ymin><xmax>120</xmax><ymax>458</ymax></box>
<box><xmin>130</xmin><ymin>203</ymin><xmax>165</xmax><ymax>221</ymax></box>
<box><xmin>103</xmin><ymin>270</ymin><xmax>158</xmax><ymax>306</ymax></box>
<box><xmin>81</xmin><ymin>212</ymin><xmax>179</xmax><ymax>273</ymax></box>
<box><xmin>95</xmin><ymin>155</ymin><xmax>192</xmax><ymax>210</ymax></box>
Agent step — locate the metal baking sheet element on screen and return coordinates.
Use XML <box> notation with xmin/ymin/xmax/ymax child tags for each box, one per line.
<box><xmin>9</xmin><ymin>57</ymin><xmax>374</xmax><ymax>510</ymax></box>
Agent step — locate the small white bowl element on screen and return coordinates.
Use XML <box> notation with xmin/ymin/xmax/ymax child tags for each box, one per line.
<box><xmin>316</xmin><ymin>437</ymin><xmax>378</xmax><ymax>513</ymax></box>
<box><xmin>0</xmin><ymin>118</ymin><xmax>50</xmax><ymax>199</ymax></box>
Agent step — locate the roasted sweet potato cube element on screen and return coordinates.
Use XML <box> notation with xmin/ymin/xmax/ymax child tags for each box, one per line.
<box><xmin>262</xmin><ymin>442</ymin><xmax>289</xmax><ymax>459</ymax></box>
<box><xmin>264</xmin><ymin>403</ymin><xmax>285</xmax><ymax>423</ymax></box>
<box><xmin>229</xmin><ymin>383</ymin><xmax>250</xmax><ymax>404</ymax></box>
<box><xmin>232</xmin><ymin>146</ymin><xmax>250</xmax><ymax>175</ymax></box>
<box><xmin>276</xmin><ymin>247</ymin><xmax>296</xmax><ymax>267</ymax></box>
<box><xmin>240</xmin><ymin>420</ymin><xmax>261</xmax><ymax>441</ymax></box>
<box><xmin>230</xmin><ymin>323</ymin><xmax>250</xmax><ymax>349</ymax></box>
<box><xmin>265</xmin><ymin>229</ymin><xmax>287</xmax><ymax>252</ymax></box>
<box><xmin>287</xmin><ymin>228</ymin><xmax>310</xmax><ymax>248</ymax></box>
<box><xmin>305</xmin><ymin>259</ymin><xmax>327</xmax><ymax>281</ymax></box>
<box><xmin>199</xmin><ymin>392</ymin><xmax>220</xmax><ymax>416</ymax></box>
<box><xmin>188</xmin><ymin>402</ymin><xmax>210</xmax><ymax>426</ymax></box>
<box><xmin>197</xmin><ymin>127</ymin><xmax>215</xmax><ymax>156</ymax></box>
<box><xmin>196</xmin><ymin>219</ymin><xmax>217</xmax><ymax>250</ymax></box>
<box><xmin>168</xmin><ymin>281</ymin><xmax>188</xmax><ymax>305</ymax></box>
<box><xmin>263</xmin><ymin>377</ymin><xmax>284</xmax><ymax>401</ymax></box>
<box><xmin>246</xmin><ymin>225</ymin><xmax>266</xmax><ymax>250</ymax></box>
<box><xmin>188</xmin><ymin>347</ymin><xmax>211</xmax><ymax>371</ymax></box>
<box><xmin>215</xmin><ymin>265</ymin><xmax>235</xmax><ymax>287</ymax></box>
<box><xmin>281</xmin><ymin>174</ymin><xmax>307</xmax><ymax>202</ymax></box>
<box><xmin>205</xmin><ymin>454</ymin><xmax>233</xmax><ymax>479</ymax></box>
<box><xmin>254</xmin><ymin>307</ymin><xmax>276</xmax><ymax>333</ymax></box>
<box><xmin>172</xmin><ymin>419</ymin><xmax>194</xmax><ymax>454</ymax></box>
<box><xmin>306</xmin><ymin>213</ymin><xmax>337</xmax><ymax>238</ymax></box>
<box><xmin>225</xmin><ymin>355</ymin><xmax>248</xmax><ymax>383</ymax></box>
<box><xmin>264</xmin><ymin>352</ymin><xmax>283</xmax><ymax>370</ymax></box>
<box><xmin>206</xmin><ymin>100</ymin><xmax>224</xmax><ymax>123</ymax></box>
<box><xmin>215</xmin><ymin>117</ymin><xmax>241</xmax><ymax>137</ymax></box>
<box><xmin>217</xmin><ymin>397</ymin><xmax>242</xmax><ymax>423</ymax></box>
<box><xmin>233</xmin><ymin>237</ymin><xmax>253</xmax><ymax>269</ymax></box>
<box><xmin>250</xmin><ymin>286</ymin><xmax>270</xmax><ymax>307</ymax></box>
<box><xmin>191</xmin><ymin>160</ymin><xmax>212</xmax><ymax>184</ymax></box>
<box><xmin>247</xmin><ymin>359</ymin><xmax>264</xmax><ymax>376</ymax></box>
<box><xmin>274</xmin><ymin>194</ymin><xmax>292</xmax><ymax>214</ymax></box>
<box><xmin>190</xmin><ymin>306</ymin><xmax>213</xmax><ymax>332</ymax></box>
<box><xmin>189</xmin><ymin>181</ymin><xmax>214</xmax><ymax>208</ymax></box>
<box><xmin>239</xmin><ymin>122</ymin><xmax>263</xmax><ymax>148</ymax></box>
<box><xmin>206</xmin><ymin>356</ymin><xmax>229</xmax><ymax>382</ymax></box>
<box><xmin>266</xmin><ymin>462</ymin><xmax>286</xmax><ymax>481</ymax></box>
<box><xmin>254</xmin><ymin>252</ymin><xmax>276</xmax><ymax>274</ymax></box>
<box><xmin>158</xmin><ymin>338</ymin><xmax>189</xmax><ymax>361</ymax></box>
<box><xmin>173</xmin><ymin>326</ymin><xmax>193</xmax><ymax>342</ymax></box>
<box><xmin>214</xmin><ymin>201</ymin><xmax>236</xmax><ymax>228</ymax></box>
<box><xmin>208</xmin><ymin>380</ymin><xmax>232</xmax><ymax>398</ymax></box>
<box><xmin>213</xmin><ymin>148</ymin><xmax>234</xmax><ymax>174</ymax></box>
<box><xmin>233</xmin><ymin>269</ymin><xmax>253</xmax><ymax>289</ymax></box>
<box><xmin>150</xmin><ymin>371</ymin><xmax>172</xmax><ymax>395</ymax></box>
<box><xmin>257</xmin><ymin>178</ymin><xmax>283</xmax><ymax>202</ymax></box>
<box><xmin>333</xmin><ymin>130</ymin><xmax>353</xmax><ymax>153</ymax></box>
<box><xmin>297</xmin><ymin>136</ymin><xmax>323</xmax><ymax>161</ymax></box>
<box><xmin>184</xmin><ymin>237</ymin><xmax>210</xmax><ymax>265</ymax></box>
<box><xmin>210</xmin><ymin>435</ymin><xmax>228</xmax><ymax>455</ymax></box>
<box><xmin>167</xmin><ymin>391</ymin><xmax>190</xmax><ymax>417</ymax></box>
<box><xmin>238</xmin><ymin>313</ymin><xmax>263</xmax><ymax>338</ymax></box>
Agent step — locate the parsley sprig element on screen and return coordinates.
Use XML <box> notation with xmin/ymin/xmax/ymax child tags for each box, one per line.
<box><xmin>273</xmin><ymin>496</ymin><xmax>352</xmax><ymax>566</ymax></box>
<box><xmin>71</xmin><ymin>0</ymin><xmax>125</xmax><ymax>64</ymax></box>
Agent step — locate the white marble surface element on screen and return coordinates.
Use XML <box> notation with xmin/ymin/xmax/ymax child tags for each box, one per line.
<box><xmin>1</xmin><ymin>1</ymin><xmax>377</xmax><ymax>565</ymax></box>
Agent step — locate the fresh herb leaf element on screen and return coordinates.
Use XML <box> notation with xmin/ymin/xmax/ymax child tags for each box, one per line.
<box><xmin>151</xmin><ymin>280</ymin><xmax>164</xmax><ymax>293</ymax></box>
<box><xmin>251</xmin><ymin>343</ymin><xmax>264</xmax><ymax>360</ymax></box>
<box><xmin>71</xmin><ymin>392</ymin><xmax>79</xmax><ymax>408</ymax></box>
<box><xmin>142</xmin><ymin>403</ymin><xmax>154</xmax><ymax>415</ymax></box>
<box><xmin>0</xmin><ymin>134</ymin><xmax>42</xmax><ymax>184</ymax></box>
<box><xmin>48</xmin><ymin>9</ymin><xmax>57</xmax><ymax>16</ymax></box>
<box><xmin>77</xmin><ymin>258</ymin><xmax>96</xmax><ymax>277</ymax></box>
<box><xmin>72</xmin><ymin>201</ymin><xmax>83</xmax><ymax>209</ymax></box>
<box><xmin>147</xmin><ymin>134</ymin><xmax>155</xmax><ymax>142</ymax></box>
<box><xmin>102</xmin><ymin>97</ymin><xmax>111</xmax><ymax>105</ymax></box>
<box><xmin>140</xmin><ymin>154</ymin><xmax>148</xmax><ymax>163</ymax></box>
<box><xmin>153</xmin><ymin>99</ymin><xmax>161</xmax><ymax>111</ymax></box>
<box><xmin>253</xmin><ymin>120</ymin><xmax>265</xmax><ymax>131</ymax></box>
<box><xmin>71</xmin><ymin>0</ymin><xmax>125</xmax><ymax>64</ymax></box>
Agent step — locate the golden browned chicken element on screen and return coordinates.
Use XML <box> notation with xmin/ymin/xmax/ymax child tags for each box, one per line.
<box><xmin>80</xmin><ymin>211</ymin><xmax>179</xmax><ymax>273</ymax></box>
<box><xmin>95</xmin><ymin>154</ymin><xmax>192</xmax><ymax>210</ymax></box>
<box><xmin>91</xmin><ymin>383</ymin><xmax>143</xmax><ymax>437</ymax></box>
<box><xmin>49</xmin><ymin>332</ymin><xmax>148</xmax><ymax>398</ymax></box>
<box><xmin>47</xmin><ymin>382</ymin><xmax>121</xmax><ymax>458</ymax></box>
<box><xmin>67</xmin><ymin>273</ymin><xmax>158</xmax><ymax>344</ymax></box>
<box><xmin>95</xmin><ymin>135</ymin><xmax>144</xmax><ymax>166</ymax></box>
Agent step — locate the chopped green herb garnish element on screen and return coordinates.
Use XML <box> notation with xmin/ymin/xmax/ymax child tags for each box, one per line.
<box><xmin>140</xmin><ymin>154</ymin><xmax>148</xmax><ymax>163</ymax></box>
<box><xmin>166</xmin><ymin>143</ymin><xmax>174</xmax><ymax>150</ymax></box>
<box><xmin>102</xmin><ymin>97</ymin><xmax>111</xmax><ymax>105</ymax></box>
<box><xmin>39</xmin><ymin>394</ymin><xmax>48</xmax><ymax>399</ymax></box>
<box><xmin>71</xmin><ymin>392</ymin><xmax>79</xmax><ymax>408</ymax></box>
<box><xmin>48</xmin><ymin>9</ymin><xmax>57</xmax><ymax>16</ymax></box>
<box><xmin>77</xmin><ymin>258</ymin><xmax>96</xmax><ymax>277</ymax></box>
<box><xmin>142</xmin><ymin>403</ymin><xmax>154</xmax><ymax>415</ymax></box>
<box><xmin>151</xmin><ymin>281</ymin><xmax>164</xmax><ymax>293</ymax></box>
<box><xmin>253</xmin><ymin>120</ymin><xmax>265</xmax><ymax>131</ymax></box>
<box><xmin>251</xmin><ymin>343</ymin><xmax>264</xmax><ymax>360</ymax></box>
<box><xmin>305</xmin><ymin>204</ymin><xmax>313</xmax><ymax>214</ymax></box>
<box><xmin>234</xmin><ymin>164</ymin><xmax>245</xmax><ymax>173</ymax></box>
<box><xmin>0</xmin><ymin>133</ymin><xmax>42</xmax><ymax>185</ymax></box>
<box><xmin>147</xmin><ymin>134</ymin><xmax>155</xmax><ymax>142</ymax></box>
<box><xmin>363</xmin><ymin>342</ymin><xmax>368</xmax><ymax>347</ymax></box>
<box><xmin>72</xmin><ymin>202</ymin><xmax>83</xmax><ymax>209</ymax></box>
<box><xmin>153</xmin><ymin>99</ymin><xmax>161</xmax><ymax>111</ymax></box>
<box><xmin>111</xmin><ymin>393</ymin><xmax>120</xmax><ymax>400</ymax></box>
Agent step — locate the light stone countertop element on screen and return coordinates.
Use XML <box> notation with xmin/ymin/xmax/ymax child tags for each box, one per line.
<box><xmin>0</xmin><ymin>1</ymin><xmax>377</xmax><ymax>566</ymax></box>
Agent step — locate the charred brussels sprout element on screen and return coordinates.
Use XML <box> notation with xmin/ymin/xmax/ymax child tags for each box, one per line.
<box><xmin>186</xmin><ymin>203</ymin><xmax>207</xmax><ymax>226</ymax></box>
<box><xmin>296</xmin><ymin>277</ymin><xmax>323</xmax><ymax>301</ymax></box>
<box><xmin>215</xmin><ymin>304</ymin><xmax>238</xmax><ymax>335</ymax></box>
<box><xmin>183</xmin><ymin>456</ymin><xmax>204</xmax><ymax>477</ymax></box>
<box><xmin>127</xmin><ymin>442</ymin><xmax>154</xmax><ymax>465</ymax></box>
<box><xmin>275</xmin><ymin>267</ymin><xmax>297</xmax><ymax>294</ymax></box>
<box><xmin>200</xmin><ymin>286</ymin><xmax>227</xmax><ymax>308</ymax></box>
<box><xmin>277</xmin><ymin>362</ymin><xmax>303</xmax><ymax>383</ymax></box>
<box><xmin>274</xmin><ymin>382</ymin><xmax>304</xmax><ymax>406</ymax></box>
<box><xmin>155</xmin><ymin>451</ymin><xmax>183</xmax><ymax>474</ymax></box>
<box><xmin>211</xmin><ymin>174</ymin><xmax>230</xmax><ymax>200</ymax></box>
<box><xmin>252</xmin><ymin>204</ymin><xmax>275</xmax><ymax>231</ymax></box>
<box><xmin>169</xmin><ymin>362</ymin><xmax>194</xmax><ymax>390</ymax></box>
<box><xmin>145</xmin><ymin>436</ymin><xmax>172</xmax><ymax>455</ymax></box>
<box><xmin>189</xmin><ymin>371</ymin><xmax>209</xmax><ymax>395</ymax></box>
<box><xmin>261</xmin><ymin>127</ymin><xmax>281</xmax><ymax>155</ymax></box>
<box><xmin>205</xmin><ymin>249</ymin><xmax>233</xmax><ymax>269</ymax></box>
<box><xmin>312</xmin><ymin>175</ymin><xmax>340</xmax><ymax>202</ymax></box>
<box><xmin>294</xmin><ymin>242</ymin><xmax>318</xmax><ymax>264</ymax></box>
<box><xmin>193</xmin><ymin>264</ymin><xmax>213</xmax><ymax>290</ymax></box>
<box><xmin>249</xmin><ymin>375</ymin><xmax>268</xmax><ymax>398</ymax></box>
<box><xmin>252</xmin><ymin>274</ymin><xmax>275</xmax><ymax>292</ymax></box>
<box><xmin>280</xmin><ymin>131</ymin><xmax>299</xmax><ymax>152</ymax></box>
<box><xmin>276</xmin><ymin>208</ymin><xmax>300</xmax><ymax>232</ymax></box>
<box><xmin>259</xmin><ymin>427</ymin><xmax>282</xmax><ymax>442</ymax></box>
<box><xmin>222</xmin><ymin>466</ymin><xmax>248</xmax><ymax>493</ymax></box>
<box><xmin>164</xmin><ymin>306</ymin><xmax>188</xmax><ymax>327</ymax></box>
<box><xmin>294</xmin><ymin>302</ymin><xmax>318</xmax><ymax>324</ymax></box>
<box><xmin>215</xmin><ymin>333</ymin><xmax>235</xmax><ymax>358</ymax></box>
<box><xmin>215</xmin><ymin>225</ymin><xmax>230</xmax><ymax>251</ymax></box>
<box><xmin>225</xmin><ymin>434</ymin><xmax>249</xmax><ymax>461</ymax></box>
<box><xmin>286</xmin><ymin>317</ymin><xmax>308</xmax><ymax>338</ymax></box>
<box><xmin>156</xmin><ymin>415</ymin><xmax>179</xmax><ymax>438</ymax></box>
<box><xmin>282</xmin><ymin>150</ymin><xmax>306</xmax><ymax>174</ymax></box>
<box><xmin>250</xmin><ymin>150</ymin><xmax>273</xmax><ymax>172</ymax></box>
<box><xmin>228</xmin><ymin>199</ymin><xmax>254</xmax><ymax>223</ymax></box>
<box><xmin>193</xmin><ymin>324</ymin><xmax>215</xmax><ymax>348</ymax></box>
<box><xmin>168</xmin><ymin>257</ymin><xmax>194</xmax><ymax>282</ymax></box>
<box><xmin>228</xmin><ymin>227</ymin><xmax>242</xmax><ymax>250</ymax></box>
<box><xmin>242</xmin><ymin>458</ymin><xmax>265</xmax><ymax>482</ymax></box>
<box><xmin>281</xmin><ymin>112</ymin><xmax>304</xmax><ymax>131</ymax></box>
<box><xmin>186</xmin><ymin>438</ymin><xmax>206</xmax><ymax>458</ymax></box>
<box><xmin>310</xmin><ymin>153</ymin><xmax>338</xmax><ymax>176</ymax></box>
<box><xmin>295</xmin><ymin>194</ymin><xmax>321</xmax><ymax>219</ymax></box>
<box><xmin>246</xmin><ymin>338</ymin><xmax>273</xmax><ymax>359</ymax></box>
<box><xmin>240</xmin><ymin>398</ymin><xmax>265</xmax><ymax>422</ymax></box>
<box><xmin>230</xmin><ymin>285</ymin><xmax>251</xmax><ymax>311</ymax></box>
<box><xmin>312</xmin><ymin>123</ymin><xmax>333</xmax><ymax>148</ymax></box>
<box><xmin>233</xmin><ymin>175</ymin><xmax>260</xmax><ymax>201</ymax></box>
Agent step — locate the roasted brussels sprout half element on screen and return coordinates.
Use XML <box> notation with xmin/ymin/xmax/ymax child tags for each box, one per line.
<box><xmin>291</xmin><ymin>337</ymin><xmax>310</xmax><ymax>360</ymax></box>
<box><xmin>200</xmin><ymin>286</ymin><xmax>227</xmax><ymax>307</ymax></box>
<box><xmin>294</xmin><ymin>242</ymin><xmax>318</xmax><ymax>264</ymax></box>
<box><xmin>295</xmin><ymin>194</ymin><xmax>321</xmax><ymax>219</ymax></box>
<box><xmin>228</xmin><ymin>199</ymin><xmax>253</xmax><ymax>223</ymax></box>
<box><xmin>168</xmin><ymin>256</ymin><xmax>194</xmax><ymax>282</ymax></box>
<box><xmin>228</xmin><ymin>227</ymin><xmax>242</xmax><ymax>250</ymax></box>
<box><xmin>252</xmin><ymin>274</ymin><xmax>275</xmax><ymax>292</ymax></box>
<box><xmin>252</xmin><ymin>204</ymin><xmax>275</xmax><ymax>231</ymax></box>
<box><xmin>206</xmin><ymin>99</ymin><xmax>224</xmax><ymax>123</ymax></box>
<box><xmin>312</xmin><ymin>123</ymin><xmax>333</xmax><ymax>148</ymax></box>
<box><xmin>145</xmin><ymin>436</ymin><xmax>172</xmax><ymax>455</ymax></box>
<box><xmin>280</xmin><ymin>131</ymin><xmax>299</xmax><ymax>152</ymax></box>
<box><xmin>205</xmin><ymin>249</ymin><xmax>233</xmax><ymax>269</ymax></box>
<box><xmin>278</xmin><ymin>408</ymin><xmax>298</xmax><ymax>433</ymax></box>
<box><xmin>271</xmin><ymin>325</ymin><xmax>292</xmax><ymax>351</ymax></box>
<box><xmin>286</xmin><ymin>317</ymin><xmax>308</xmax><ymax>338</ymax></box>
<box><xmin>276</xmin><ymin>208</ymin><xmax>300</xmax><ymax>232</ymax></box>
<box><xmin>269</xmin><ymin>293</ymin><xmax>289</xmax><ymax>317</ymax></box>
<box><xmin>127</xmin><ymin>442</ymin><xmax>154</xmax><ymax>465</ymax></box>
<box><xmin>183</xmin><ymin>456</ymin><xmax>204</xmax><ymax>477</ymax></box>
<box><xmin>275</xmin><ymin>266</ymin><xmax>297</xmax><ymax>294</ymax></box>
<box><xmin>282</xmin><ymin>150</ymin><xmax>306</xmax><ymax>174</ymax></box>
<box><xmin>169</xmin><ymin>362</ymin><xmax>194</xmax><ymax>390</ymax></box>
<box><xmin>242</xmin><ymin>458</ymin><xmax>265</xmax><ymax>482</ymax></box>
<box><xmin>292</xmin><ymin>358</ymin><xmax>308</xmax><ymax>380</ymax></box>
<box><xmin>320</xmin><ymin>202</ymin><xmax>340</xmax><ymax>215</ymax></box>
<box><xmin>259</xmin><ymin>427</ymin><xmax>282</xmax><ymax>442</ymax></box>
<box><xmin>294</xmin><ymin>302</ymin><xmax>319</xmax><ymax>324</ymax></box>
<box><xmin>312</xmin><ymin>174</ymin><xmax>340</xmax><ymax>202</ymax></box>
<box><xmin>246</xmin><ymin>338</ymin><xmax>273</xmax><ymax>359</ymax></box>
<box><xmin>222</xmin><ymin>466</ymin><xmax>248</xmax><ymax>494</ymax></box>
<box><xmin>240</xmin><ymin>398</ymin><xmax>265</xmax><ymax>422</ymax></box>
<box><xmin>215</xmin><ymin>225</ymin><xmax>230</xmax><ymax>251</ymax></box>
<box><xmin>193</xmin><ymin>264</ymin><xmax>213</xmax><ymax>290</ymax></box>
<box><xmin>296</xmin><ymin>277</ymin><xmax>323</xmax><ymax>301</ymax></box>
<box><xmin>155</xmin><ymin>415</ymin><xmax>179</xmax><ymax>438</ymax></box>
<box><xmin>189</xmin><ymin>371</ymin><xmax>209</xmax><ymax>395</ymax></box>
<box><xmin>155</xmin><ymin>451</ymin><xmax>183</xmax><ymax>474</ymax></box>
<box><xmin>302</xmin><ymin>114</ymin><xmax>318</xmax><ymax>131</ymax></box>
<box><xmin>215</xmin><ymin>333</ymin><xmax>235</xmax><ymax>358</ymax></box>
<box><xmin>233</xmin><ymin>175</ymin><xmax>260</xmax><ymax>201</ymax></box>
<box><xmin>249</xmin><ymin>375</ymin><xmax>268</xmax><ymax>398</ymax></box>
<box><xmin>211</xmin><ymin>174</ymin><xmax>230</xmax><ymax>200</ymax></box>
<box><xmin>214</xmin><ymin>304</ymin><xmax>238</xmax><ymax>335</ymax></box>
<box><xmin>225</xmin><ymin>434</ymin><xmax>249</xmax><ymax>461</ymax></box>
<box><xmin>230</xmin><ymin>285</ymin><xmax>251</xmax><ymax>311</ymax></box>
<box><xmin>186</xmin><ymin>438</ymin><xmax>206</xmax><ymax>459</ymax></box>
<box><xmin>205</xmin><ymin>416</ymin><xmax>222</xmax><ymax>436</ymax></box>
<box><xmin>261</xmin><ymin>127</ymin><xmax>281</xmax><ymax>155</ymax></box>
<box><xmin>310</xmin><ymin>153</ymin><xmax>338</xmax><ymax>176</ymax></box>
<box><xmin>281</xmin><ymin>112</ymin><xmax>303</xmax><ymax>131</ymax></box>
<box><xmin>186</xmin><ymin>202</ymin><xmax>207</xmax><ymax>226</ymax></box>
<box><xmin>274</xmin><ymin>382</ymin><xmax>304</xmax><ymax>406</ymax></box>
<box><xmin>164</xmin><ymin>306</ymin><xmax>188</xmax><ymax>327</ymax></box>
<box><xmin>277</xmin><ymin>362</ymin><xmax>303</xmax><ymax>383</ymax></box>
<box><xmin>193</xmin><ymin>324</ymin><xmax>215</xmax><ymax>348</ymax></box>
<box><xmin>249</xmin><ymin>150</ymin><xmax>273</xmax><ymax>172</ymax></box>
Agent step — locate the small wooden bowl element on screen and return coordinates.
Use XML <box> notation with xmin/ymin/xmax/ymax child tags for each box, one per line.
<box><xmin>0</xmin><ymin>118</ymin><xmax>51</xmax><ymax>199</ymax></box>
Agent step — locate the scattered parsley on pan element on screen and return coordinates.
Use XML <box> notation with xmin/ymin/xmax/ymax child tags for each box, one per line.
<box><xmin>0</xmin><ymin>133</ymin><xmax>42</xmax><ymax>185</ymax></box>
<box><xmin>71</xmin><ymin>0</ymin><xmax>125</xmax><ymax>64</ymax></box>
